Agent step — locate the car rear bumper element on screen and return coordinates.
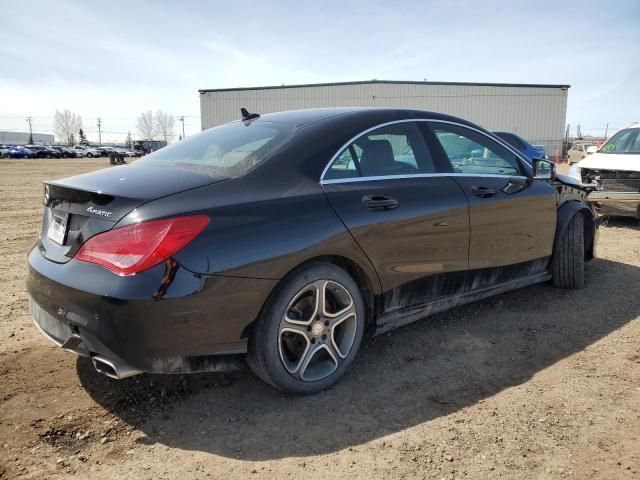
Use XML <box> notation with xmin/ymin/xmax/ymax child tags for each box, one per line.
<box><xmin>589</xmin><ymin>191</ymin><xmax>640</xmax><ymax>218</ymax></box>
<box><xmin>26</xmin><ymin>246</ymin><xmax>278</xmax><ymax>375</ymax></box>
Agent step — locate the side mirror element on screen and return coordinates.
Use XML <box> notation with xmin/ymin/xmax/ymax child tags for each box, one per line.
<box><xmin>533</xmin><ymin>158</ymin><xmax>556</xmax><ymax>180</ymax></box>
<box><xmin>586</xmin><ymin>146</ymin><xmax>598</xmax><ymax>154</ymax></box>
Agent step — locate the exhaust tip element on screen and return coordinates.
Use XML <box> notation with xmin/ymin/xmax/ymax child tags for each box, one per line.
<box><xmin>92</xmin><ymin>356</ymin><xmax>142</xmax><ymax>380</ymax></box>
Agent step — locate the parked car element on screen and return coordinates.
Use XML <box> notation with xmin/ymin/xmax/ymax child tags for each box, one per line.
<box><xmin>44</xmin><ymin>146</ymin><xmax>63</xmax><ymax>158</ymax></box>
<box><xmin>27</xmin><ymin>108</ymin><xmax>597</xmax><ymax>394</ymax></box>
<box><xmin>567</xmin><ymin>143</ymin><xmax>597</xmax><ymax>164</ymax></box>
<box><xmin>26</xmin><ymin>145</ymin><xmax>62</xmax><ymax>159</ymax></box>
<box><xmin>71</xmin><ymin>146</ymin><xmax>86</xmax><ymax>157</ymax></box>
<box><xmin>51</xmin><ymin>146</ymin><xmax>78</xmax><ymax>158</ymax></box>
<box><xmin>0</xmin><ymin>145</ymin><xmax>12</xmax><ymax>158</ymax></box>
<box><xmin>113</xmin><ymin>148</ymin><xmax>138</xmax><ymax>158</ymax></box>
<box><xmin>569</xmin><ymin>123</ymin><xmax>640</xmax><ymax>218</ymax></box>
<box><xmin>4</xmin><ymin>146</ymin><xmax>35</xmax><ymax>158</ymax></box>
<box><xmin>96</xmin><ymin>146</ymin><xmax>117</xmax><ymax>156</ymax></box>
<box><xmin>73</xmin><ymin>146</ymin><xmax>101</xmax><ymax>158</ymax></box>
<box><xmin>133</xmin><ymin>140</ymin><xmax>167</xmax><ymax>154</ymax></box>
<box><xmin>493</xmin><ymin>131</ymin><xmax>548</xmax><ymax>161</ymax></box>
<box><xmin>24</xmin><ymin>145</ymin><xmax>50</xmax><ymax>158</ymax></box>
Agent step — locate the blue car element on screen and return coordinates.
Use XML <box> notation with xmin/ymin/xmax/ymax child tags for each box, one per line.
<box><xmin>493</xmin><ymin>131</ymin><xmax>548</xmax><ymax>161</ymax></box>
<box><xmin>4</xmin><ymin>146</ymin><xmax>35</xmax><ymax>159</ymax></box>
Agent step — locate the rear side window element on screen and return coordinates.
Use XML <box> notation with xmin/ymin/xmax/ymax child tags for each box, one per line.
<box><xmin>134</xmin><ymin>121</ymin><xmax>294</xmax><ymax>177</ymax></box>
<box><xmin>324</xmin><ymin>122</ymin><xmax>435</xmax><ymax>180</ymax></box>
<box><xmin>430</xmin><ymin>123</ymin><xmax>523</xmax><ymax>176</ymax></box>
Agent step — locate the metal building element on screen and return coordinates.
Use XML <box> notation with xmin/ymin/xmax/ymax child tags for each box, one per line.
<box><xmin>0</xmin><ymin>131</ymin><xmax>55</xmax><ymax>145</ymax></box>
<box><xmin>200</xmin><ymin>80</ymin><xmax>569</xmax><ymax>154</ymax></box>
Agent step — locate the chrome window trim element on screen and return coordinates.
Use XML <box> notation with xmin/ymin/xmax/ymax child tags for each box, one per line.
<box><xmin>321</xmin><ymin>172</ymin><xmax>530</xmax><ymax>185</ymax></box>
<box><xmin>319</xmin><ymin>118</ymin><xmax>533</xmax><ymax>185</ymax></box>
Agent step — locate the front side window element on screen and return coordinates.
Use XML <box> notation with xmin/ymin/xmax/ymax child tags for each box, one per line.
<box><xmin>430</xmin><ymin>123</ymin><xmax>523</xmax><ymax>176</ymax></box>
<box><xmin>600</xmin><ymin>128</ymin><xmax>640</xmax><ymax>154</ymax></box>
<box><xmin>324</xmin><ymin>122</ymin><xmax>434</xmax><ymax>180</ymax></box>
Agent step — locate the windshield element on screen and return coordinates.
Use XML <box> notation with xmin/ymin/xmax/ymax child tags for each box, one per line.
<box><xmin>133</xmin><ymin>120</ymin><xmax>294</xmax><ymax>177</ymax></box>
<box><xmin>599</xmin><ymin>128</ymin><xmax>640</xmax><ymax>155</ymax></box>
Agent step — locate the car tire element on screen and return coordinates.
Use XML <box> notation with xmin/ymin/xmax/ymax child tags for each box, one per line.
<box><xmin>247</xmin><ymin>262</ymin><xmax>365</xmax><ymax>394</ymax></box>
<box><xmin>87</xmin><ymin>153</ymin><xmax>93</xmax><ymax>158</ymax></box>
<box><xmin>552</xmin><ymin>213</ymin><xmax>585</xmax><ymax>289</ymax></box>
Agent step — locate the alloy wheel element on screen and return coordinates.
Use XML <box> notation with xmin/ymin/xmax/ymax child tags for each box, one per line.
<box><xmin>278</xmin><ymin>280</ymin><xmax>358</xmax><ymax>382</ymax></box>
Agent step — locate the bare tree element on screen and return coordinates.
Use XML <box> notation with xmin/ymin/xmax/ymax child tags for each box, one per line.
<box><xmin>154</xmin><ymin>110</ymin><xmax>175</xmax><ymax>142</ymax></box>
<box><xmin>53</xmin><ymin>109</ymin><xmax>83</xmax><ymax>146</ymax></box>
<box><xmin>136</xmin><ymin>110</ymin><xmax>155</xmax><ymax>140</ymax></box>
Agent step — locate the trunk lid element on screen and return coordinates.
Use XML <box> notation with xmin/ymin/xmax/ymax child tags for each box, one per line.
<box><xmin>39</xmin><ymin>164</ymin><xmax>226</xmax><ymax>263</ymax></box>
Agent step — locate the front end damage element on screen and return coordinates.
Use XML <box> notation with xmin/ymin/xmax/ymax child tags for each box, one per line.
<box><xmin>580</xmin><ymin>168</ymin><xmax>640</xmax><ymax>218</ymax></box>
<box><xmin>554</xmin><ymin>173</ymin><xmax>596</xmax><ymax>203</ymax></box>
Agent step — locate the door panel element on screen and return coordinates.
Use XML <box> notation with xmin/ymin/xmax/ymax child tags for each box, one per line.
<box><xmin>427</xmin><ymin>122</ymin><xmax>557</xmax><ymax>277</ymax></box>
<box><xmin>450</xmin><ymin>176</ymin><xmax>556</xmax><ymax>270</ymax></box>
<box><xmin>323</xmin><ymin>177</ymin><xmax>470</xmax><ymax>309</ymax></box>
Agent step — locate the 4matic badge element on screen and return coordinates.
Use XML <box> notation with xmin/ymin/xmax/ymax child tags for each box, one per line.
<box><xmin>86</xmin><ymin>206</ymin><xmax>113</xmax><ymax>218</ymax></box>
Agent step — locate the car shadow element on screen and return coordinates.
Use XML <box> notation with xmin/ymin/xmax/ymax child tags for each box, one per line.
<box><xmin>77</xmin><ymin>257</ymin><xmax>640</xmax><ymax>460</ymax></box>
<box><xmin>599</xmin><ymin>216</ymin><xmax>639</xmax><ymax>230</ymax></box>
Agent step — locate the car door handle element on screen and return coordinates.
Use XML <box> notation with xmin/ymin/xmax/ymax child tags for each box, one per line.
<box><xmin>362</xmin><ymin>195</ymin><xmax>399</xmax><ymax>211</ymax></box>
<box><xmin>470</xmin><ymin>186</ymin><xmax>497</xmax><ymax>198</ymax></box>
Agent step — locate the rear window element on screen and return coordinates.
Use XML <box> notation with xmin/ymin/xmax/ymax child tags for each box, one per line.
<box><xmin>133</xmin><ymin>121</ymin><xmax>294</xmax><ymax>177</ymax></box>
<box><xmin>495</xmin><ymin>132</ymin><xmax>523</xmax><ymax>150</ymax></box>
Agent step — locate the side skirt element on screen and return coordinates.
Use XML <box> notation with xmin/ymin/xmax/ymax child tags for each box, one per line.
<box><xmin>374</xmin><ymin>272</ymin><xmax>552</xmax><ymax>335</ymax></box>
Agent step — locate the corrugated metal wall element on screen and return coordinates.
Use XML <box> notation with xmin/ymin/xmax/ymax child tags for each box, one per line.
<box><xmin>200</xmin><ymin>83</ymin><xmax>568</xmax><ymax>155</ymax></box>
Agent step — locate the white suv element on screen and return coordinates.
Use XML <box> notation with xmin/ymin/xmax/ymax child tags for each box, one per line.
<box><xmin>569</xmin><ymin>123</ymin><xmax>640</xmax><ymax>218</ymax></box>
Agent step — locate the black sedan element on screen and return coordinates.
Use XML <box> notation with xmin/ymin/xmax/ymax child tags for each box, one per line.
<box><xmin>27</xmin><ymin>108</ymin><xmax>597</xmax><ymax>394</ymax></box>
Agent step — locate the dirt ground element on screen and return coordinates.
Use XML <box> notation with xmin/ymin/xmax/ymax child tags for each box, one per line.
<box><xmin>0</xmin><ymin>158</ymin><xmax>638</xmax><ymax>480</ymax></box>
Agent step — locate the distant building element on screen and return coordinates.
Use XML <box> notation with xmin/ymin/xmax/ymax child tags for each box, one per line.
<box><xmin>199</xmin><ymin>80</ymin><xmax>569</xmax><ymax>155</ymax></box>
<box><xmin>0</xmin><ymin>131</ymin><xmax>55</xmax><ymax>145</ymax></box>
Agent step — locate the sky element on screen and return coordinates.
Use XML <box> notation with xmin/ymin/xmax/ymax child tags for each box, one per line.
<box><xmin>0</xmin><ymin>0</ymin><xmax>638</xmax><ymax>144</ymax></box>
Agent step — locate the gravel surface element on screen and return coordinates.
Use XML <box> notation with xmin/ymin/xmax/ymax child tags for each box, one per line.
<box><xmin>0</xmin><ymin>158</ymin><xmax>638</xmax><ymax>479</ymax></box>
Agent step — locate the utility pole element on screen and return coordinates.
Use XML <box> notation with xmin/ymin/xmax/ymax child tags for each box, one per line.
<box><xmin>26</xmin><ymin>116</ymin><xmax>33</xmax><ymax>143</ymax></box>
<box><xmin>604</xmin><ymin>122</ymin><xmax>609</xmax><ymax>139</ymax></box>
<box><xmin>97</xmin><ymin>118</ymin><xmax>102</xmax><ymax>145</ymax></box>
<box><xmin>178</xmin><ymin>116</ymin><xmax>185</xmax><ymax>139</ymax></box>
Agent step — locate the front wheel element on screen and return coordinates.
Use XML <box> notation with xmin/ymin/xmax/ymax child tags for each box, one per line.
<box><xmin>552</xmin><ymin>213</ymin><xmax>585</xmax><ymax>289</ymax></box>
<box><xmin>247</xmin><ymin>262</ymin><xmax>365</xmax><ymax>394</ymax></box>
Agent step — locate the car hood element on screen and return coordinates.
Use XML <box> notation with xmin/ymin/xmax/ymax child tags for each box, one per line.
<box><xmin>576</xmin><ymin>152</ymin><xmax>640</xmax><ymax>172</ymax></box>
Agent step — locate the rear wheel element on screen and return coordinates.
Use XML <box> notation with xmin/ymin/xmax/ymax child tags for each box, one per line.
<box><xmin>247</xmin><ymin>262</ymin><xmax>365</xmax><ymax>394</ymax></box>
<box><xmin>87</xmin><ymin>152</ymin><xmax>93</xmax><ymax>158</ymax></box>
<box><xmin>552</xmin><ymin>213</ymin><xmax>585</xmax><ymax>289</ymax></box>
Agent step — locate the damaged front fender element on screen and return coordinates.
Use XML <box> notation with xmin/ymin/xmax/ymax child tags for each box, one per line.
<box><xmin>552</xmin><ymin>176</ymin><xmax>598</xmax><ymax>261</ymax></box>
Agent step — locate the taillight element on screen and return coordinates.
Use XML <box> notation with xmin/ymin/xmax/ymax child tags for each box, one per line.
<box><xmin>75</xmin><ymin>214</ymin><xmax>209</xmax><ymax>275</ymax></box>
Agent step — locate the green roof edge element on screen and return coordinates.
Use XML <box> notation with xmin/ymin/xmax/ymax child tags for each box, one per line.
<box><xmin>199</xmin><ymin>79</ymin><xmax>571</xmax><ymax>94</ymax></box>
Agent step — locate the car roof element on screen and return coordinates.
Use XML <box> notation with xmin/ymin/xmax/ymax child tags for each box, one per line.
<box><xmin>493</xmin><ymin>131</ymin><xmax>520</xmax><ymax>137</ymax></box>
<box><xmin>245</xmin><ymin>107</ymin><xmax>483</xmax><ymax>130</ymax></box>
